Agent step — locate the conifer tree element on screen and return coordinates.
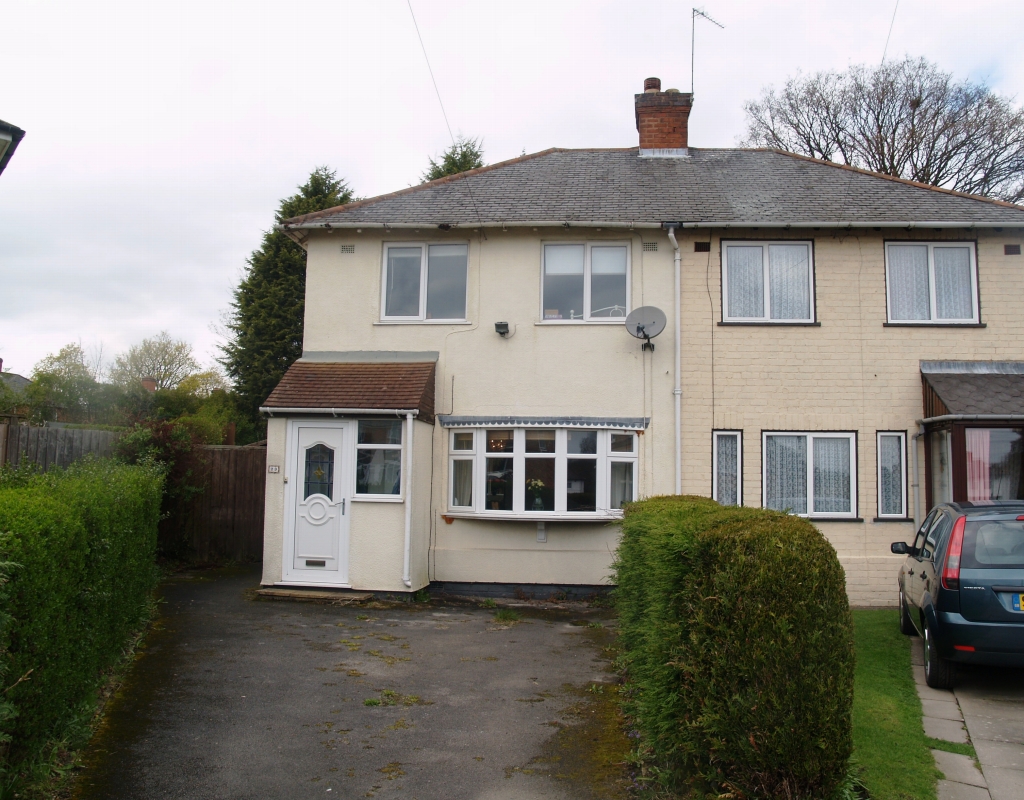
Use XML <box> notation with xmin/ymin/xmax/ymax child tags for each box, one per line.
<box><xmin>221</xmin><ymin>167</ymin><xmax>353</xmax><ymax>424</ymax></box>
<box><xmin>422</xmin><ymin>136</ymin><xmax>484</xmax><ymax>182</ymax></box>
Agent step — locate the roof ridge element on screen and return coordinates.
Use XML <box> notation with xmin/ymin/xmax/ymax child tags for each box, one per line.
<box><xmin>762</xmin><ymin>148</ymin><xmax>1024</xmax><ymax>212</ymax></box>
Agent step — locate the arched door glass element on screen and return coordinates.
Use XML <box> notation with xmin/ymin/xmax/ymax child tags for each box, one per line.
<box><xmin>304</xmin><ymin>444</ymin><xmax>334</xmax><ymax>500</ymax></box>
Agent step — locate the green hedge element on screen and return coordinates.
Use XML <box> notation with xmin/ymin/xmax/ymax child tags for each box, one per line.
<box><xmin>0</xmin><ymin>459</ymin><xmax>163</xmax><ymax>771</ymax></box>
<box><xmin>614</xmin><ymin>496</ymin><xmax>855</xmax><ymax>799</ymax></box>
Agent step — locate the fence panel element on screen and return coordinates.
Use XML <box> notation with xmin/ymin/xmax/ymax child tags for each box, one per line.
<box><xmin>159</xmin><ymin>445</ymin><xmax>267</xmax><ymax>562</ymax></box>
<box><xmin>3</xmin><ymin>425</ymin><xmax>118</xmax><ymax>471</ymax></box>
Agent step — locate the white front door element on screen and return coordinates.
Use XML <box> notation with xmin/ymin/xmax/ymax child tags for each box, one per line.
<box><xmin>285</xmin><ymin>421</ymin><xmax>351</xmax><ymax>585</ymax></box>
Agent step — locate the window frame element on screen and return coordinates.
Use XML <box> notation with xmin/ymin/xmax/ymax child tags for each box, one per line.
<box><xmin>379</xmin><ymin>241</ymin><xmax>470</xmax><ymax>323</ymax></box>
<box><xmin>884</xmin><ymin>241</ymin><xmax>980</xmax><ymax>325</ymax></box>
<box><xmin>539</xmin><ymin>240</ymin><xmax>632</xmax><ymax>324</ymax></box>
<box><xmin>712</xmin><ymin>430</ymin><xmax>743</xmax><ymax>506</ymax></box>
<box><xmin>445</xmin><ymin>427</ymin><xmax>638</xmax><ymax>518</ymax></box>
<box><xmin>761</xmin><ymin>431</ymin><xmax>858</xmax><ymax>519</ymax></box>
<box><xmin>353</xmin><ymin>419</ymin><xmax>404</xmax><ymax>501</ymax></box>
<box><xmin>721</xmin><ymin>239</ymin><xmax>816</xmax><ymax>323</ymax></box>
<box><xmin>876</xmin><ymin>431</ymin><xmax>909</xmax><ymax>519</ymax></box>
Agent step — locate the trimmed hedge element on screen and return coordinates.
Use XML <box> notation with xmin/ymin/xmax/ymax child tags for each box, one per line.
<box><xmin>0</xmin><ymin>459</ymin><xmax>163</xmax><ymax>771</ymax></box>
<box><xmin>614</xmin><ymin>496</ymin><xmax>855</xmax><ymax>800</ymax></box>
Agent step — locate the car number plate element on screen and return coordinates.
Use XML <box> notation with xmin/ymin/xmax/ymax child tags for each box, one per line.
<box><xmin>1014</xmin><ymin>594</ymin><xmax>1023</xmax><ymax>612</ymax></box>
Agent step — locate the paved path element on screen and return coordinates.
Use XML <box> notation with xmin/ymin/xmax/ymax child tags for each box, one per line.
<box><xmin>912</xmin><ymin>638</ymin><xmax>1024</xmax><ymax>800</ymax></box>
<box><xmin>73</xmin><ymin>566</ymin><xmax>627</xmax><ymax>800</ymax></box>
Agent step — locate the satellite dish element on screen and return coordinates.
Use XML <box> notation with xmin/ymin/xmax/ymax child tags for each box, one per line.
<box><xmin>625</xmin><ymin>306</ymin><xmax>667</xmax><ymax>351</ymax></box>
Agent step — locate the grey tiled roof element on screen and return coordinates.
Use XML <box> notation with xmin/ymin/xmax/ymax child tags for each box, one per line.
<box><xmin>925</xmin><ymin>373</ymin><xmax>1024</xmax><ymax>416</ymax></box>
<box><xmin>0</xmin><ymin>372</ymin><xmax>31</xmax><ymax>393</ymax></box>
<box><xmin>284</xmin><ymin>148</ymin><xmax>1024</xmax><ymax>229</ymax></box>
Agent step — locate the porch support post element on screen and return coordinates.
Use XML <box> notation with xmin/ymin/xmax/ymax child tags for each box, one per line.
<box><xmin>402</xmin><ymin>412</ymin><xmax>414</xmax><ymax>588</ymax></box>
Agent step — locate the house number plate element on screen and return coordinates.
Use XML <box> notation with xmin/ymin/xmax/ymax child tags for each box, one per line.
<box><xmin>268</xmin><ymin>465</ymin><xmax>280</xmax><ymax>473</ymax></box>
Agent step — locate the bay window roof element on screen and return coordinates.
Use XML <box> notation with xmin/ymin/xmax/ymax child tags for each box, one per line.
<box><xmin>922</xmin><ymin>362</ymin><xmax>1024</xmax><ymax>418</ymax></box>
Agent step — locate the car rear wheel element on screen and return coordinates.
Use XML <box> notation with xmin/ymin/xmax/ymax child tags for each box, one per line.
<box><xmin>924</xmin><ymin>620</ymin><xmax>956</xmax><ymax>690</ymax></box>
<box><xmin>899</xmin><ymin>587</ymin><xmax>917</xmax><ymax>636</ymax></box>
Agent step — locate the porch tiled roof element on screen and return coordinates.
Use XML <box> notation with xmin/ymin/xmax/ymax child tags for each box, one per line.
<box><xmin>263</xmin><ymin>362</ymin><xmax>436</xmax><ymax>423</ymax></box>
<box><xmin>923</xmin><ymin>372</ymin><xmax>1024</xmax><ymax>416</ymax></box>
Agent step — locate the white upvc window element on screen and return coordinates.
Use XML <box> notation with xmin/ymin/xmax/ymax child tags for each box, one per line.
<box><xmin>885</xmin><ymin>242</ymin><xmax>979</xmax><ymax>323</ymax></box>
<box><xmin>541</xmin><ymin>242</ymin><xmax>630</xmax><ymax>322</ymax></box>
<box><xmin>877</xmin><ymin>431</ymin><xmax>908</xmax><ymax>519</ymax></box>
<box><xmin>381</xmin><ymin>242</ymin><xmax>468</xmax><ymax>322</ymax></box>
<box><xmin>446</xmin><ymin>428</ymin><xmax>638</xmax><ymax>516</ymax></box>
<box><xmin>762</xmin><ymin>432</ymin><xmax>857</xmax><ymax>519</ymax></box>
<box><xmin>355</xmin><ymin>420</ymin><xmax>403</xmax><ymax>497</ymax></box>
<box><xmin>722</xmin><ymin>241</ymin><xmax>815</xmax><ymax>322</ymax></box>
<box><xmin>712</xmin><ymin>430</ymin><xmax>742</xmax><ymax>506</ymax></box>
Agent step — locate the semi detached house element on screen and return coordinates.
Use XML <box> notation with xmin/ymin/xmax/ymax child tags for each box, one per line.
<box><xmin>261</xmin><ymin>78</ymin><xmax>1024</xmax><ymax>606</ymax></box>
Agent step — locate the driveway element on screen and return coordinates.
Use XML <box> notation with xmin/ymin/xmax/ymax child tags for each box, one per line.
<box><xmin>73</xmin><ymin>566</ymin><xmax>628</xmax><ymax>800</ymax></box>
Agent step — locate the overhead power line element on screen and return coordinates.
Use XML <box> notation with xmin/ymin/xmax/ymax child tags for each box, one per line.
<box><xmin>882</xmin><ymin>0</ymin><xmax>900</xmax><ymax>64</ymax></box>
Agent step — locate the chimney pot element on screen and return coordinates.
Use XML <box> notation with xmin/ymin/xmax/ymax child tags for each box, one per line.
<box><xmin>644</xmin><ymin>77</ymin><xmax>661</xmax><ymax>93</ymax></box>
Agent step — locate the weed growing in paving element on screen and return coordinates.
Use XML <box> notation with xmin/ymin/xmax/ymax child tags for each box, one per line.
<box><xmin>493</xmin><ymin>609</ymin><xmax>521</xmax><ymax>623</ymax></box>
<box><xmin>364</xmin><ymin>690</ymin><xmax>429</xmax><ymax>707</ymax></box>
<box><xmin>480</xmin><ymin>598</ymin><xmax>497</xmax><ymax>609</ymax></box>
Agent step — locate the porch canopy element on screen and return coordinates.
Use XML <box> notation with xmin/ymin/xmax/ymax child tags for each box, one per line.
<box><xmin>921</xmin><ymin>362</ymin><xmax>1024</xmax><ymax>505</ymax></box>
<box><xmin>261</xmin><ymin>359</ymin><xmax>436</xmax><ymax>423</ymax></box>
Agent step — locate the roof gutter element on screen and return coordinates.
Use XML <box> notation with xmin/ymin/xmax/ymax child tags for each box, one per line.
<box><xmin>260</xmin><ymin>407</ymin><xmax>420</xmax><ymax>417</ymax></box>
<box><xmin>918</xmin><ymin>414</ymin><xmax>1024</xmax><ymax>425</ymax></box>
<box><xmin>279</xmin><ymin>220</ymin><xmax>1010</xmax><ymax>233</ymax></box>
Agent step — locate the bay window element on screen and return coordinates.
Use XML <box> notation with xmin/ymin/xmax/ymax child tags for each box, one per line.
<box><xmin>542</xmin><ymin>243</ymin><xmax>629</xmax><ymax>321</ymax></box>
<box><xmin>885</xmin><ymin>242</ymin><xmax>978</xmax><ymax>324</ymax></box>
<box><xmin>447</xmin><ymin>427</ymin><xmax>638</xmax><ymax>516</ymax></box>
<box><xmin>381</xmin><ymin>243</ymin><xmax>468</xmax><ymax>321</ymax></box>
<box><xmin>722</xmin><ymin>241</ymin><xmax>814</xmax><ymax>322</ymax></box>
<box><xmin>763</xmin><ymin>432</ymin><xmax>857</xmax><ymax>518</ymax></box>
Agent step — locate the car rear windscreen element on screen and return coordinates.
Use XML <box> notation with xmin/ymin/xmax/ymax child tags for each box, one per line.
<box><xmin>963</xmin><ymin>520</ymin><xmax>1024</xmax><ymax>569</ymax></box>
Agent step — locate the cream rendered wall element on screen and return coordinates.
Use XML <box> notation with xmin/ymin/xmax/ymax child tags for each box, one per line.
<box><xmin>301</xmin><ymin>228</ymin><xmax>677</xmax><ymax>586</ymax></box>
<box><xmin>678</xmin><ymin>228</ymin><xmax>1024</xmax><ymax>606</ymax></box>
<box><xmin>261</xmin><ymin>416</ymin><xmax>287</xmax><ymax>586</ymax></box>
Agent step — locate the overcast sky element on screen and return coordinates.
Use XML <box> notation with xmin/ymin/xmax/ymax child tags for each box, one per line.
<box><xmin>2</xmin><ymin>0</ymin><xmax>1022</xmax><ymax>378</ymax></box>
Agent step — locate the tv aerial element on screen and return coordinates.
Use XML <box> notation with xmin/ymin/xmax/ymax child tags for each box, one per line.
<box><xmin>625</xmin><ymin>306</ymin><xmax>667</xmax><ymax>352</ymax></box>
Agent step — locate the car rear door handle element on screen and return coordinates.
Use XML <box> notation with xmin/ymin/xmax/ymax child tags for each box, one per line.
<box><xmin>907</xmin><ymin>569</ymin><xmax>914</xmax><ymax>576</ymax></box>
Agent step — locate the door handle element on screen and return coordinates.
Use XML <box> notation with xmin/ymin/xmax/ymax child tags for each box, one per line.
<box><xmin>341</xmin><ymin>499</ymin><xmax>346</xmax><ymax>514</ymax></box>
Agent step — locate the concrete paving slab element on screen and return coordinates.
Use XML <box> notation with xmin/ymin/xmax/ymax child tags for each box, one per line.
<box><xmin>912</xmin><ymin>637</ymin><xmax>925</xmax><ymax>666</ymax></box>
<box><xmin>925</xmin><ymin>716</ymin><xmax>970</xmax><ymax>743</ymax></box>
<box><xmin>919</xmin><ymin>682</ymin><xmax>958</xmax><ymax>702</ymax></box>
<box><xmin>73</xmin><ymin>566</ymin><xmax>628</xmax><ymax>800</ymax></box>
<box><xmin>937</xmin><ymin>779</ymin><xmax>992</xmax><ymax>800</ymax></box>
<box><xmin>973</xmin><ymin>739</ymin><xmax>1024</xmax><ymax>771</ymax></box>
<box><xmin>958</xmin><ymin>694</ymin><xmax>1024</xmax><ymax>719</ymax></box>
<box><xmin>924</xmin><ymin>698</ymin><xmax>966</xmax><ymax>721</ymax></box>
<box><xmin>964</xmin><ymin>716</ymin><xmax>1024</xmax><ymax>745</ymax></box>
<box><xmin>933</xmin><ymin>750</ymin><xmax>987</xmax><ymax>788</ymax></box>
<box><xmin>980</xmin><ymin>765</ymin><xmax>1024</xmax><ymax>800</ymax></box>
<box><xmin>914</xmin><ymin>664</ymin><xmax>928</xmax><ymax>686</ymax></box>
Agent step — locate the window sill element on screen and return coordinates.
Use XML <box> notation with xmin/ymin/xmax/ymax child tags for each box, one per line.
<box><xmin>351</xmin><ymin>495</ymin><xmax>404</xmax><ymax>503</ymax></box>
<box><xmin>804</xmin><ymin>517</ymin><xmax>864</xmax><ymax>523</ymax></box>
<box><xmin>374</xmin><ymin>320</ymin><xmax>471</xmax><ymax>326</ymax></box>
<box><xmin>873</xmin><ymin>517</ymin><xmax>914</xmax><ymax>523</ymax></box>
<box><xmin>442</xmin><ymin>511</ymin><xmax>623</xmax><ymax>522</ymax></box>
<box><xmin>718</xmin><ymin>321</ymin><xmax>820</xmax><ymax>327</ymax></box>
<box><xmin>535</xmin><ymin>320</ymin><xmax>626</xmax><ymax>326</ymax></box>
<box><xmin>883</xmin><ymin>322</ymin><xmax>986</xmax><ymax>328</ymax></box>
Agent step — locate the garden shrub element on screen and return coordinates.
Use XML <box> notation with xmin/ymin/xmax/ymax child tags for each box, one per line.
<box><xmin>0</xmin><ymin>459</ymin><xmax>163</xmax><ymax>774</ymax></box>
<box><xmin>614</xmin><ymin>495</ymin><xmax>855</xmax><ymax>800</ymax></box>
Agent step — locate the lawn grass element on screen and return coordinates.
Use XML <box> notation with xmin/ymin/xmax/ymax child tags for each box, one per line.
<box><xmin>852</xmin><ymin>609</ymin><xmax>941</xmax><ymax>800</ymax></box>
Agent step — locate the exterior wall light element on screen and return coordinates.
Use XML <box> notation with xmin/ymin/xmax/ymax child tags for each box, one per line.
<box><xmin>494</xmin><ymin>322</ymin><xmax>510</xmax><ymax>337</ymax></box>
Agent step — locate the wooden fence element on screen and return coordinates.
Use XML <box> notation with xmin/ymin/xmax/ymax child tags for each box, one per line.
<box><xmin>0</xmin><ymin>422</ymin><xmax>119</xmax><ymax>471</ymax></box>
<box><xmin>160</xmin><ymin>445</ymin><xmax>267</xmax><ymax>562</ymax></box>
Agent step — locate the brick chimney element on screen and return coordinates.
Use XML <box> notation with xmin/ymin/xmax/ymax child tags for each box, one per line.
<box><xmin>140</xmin><ymin>376</ymin><xmax>157</xmax><ymax>393</ymax></box>
<box><xmin>635</xmin><ymin>77</ymin><xmax>693</xmax><ymax>156</ymax></box>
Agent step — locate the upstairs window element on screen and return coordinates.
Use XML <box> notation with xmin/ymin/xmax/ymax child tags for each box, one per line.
<box><xmin>885</xmin><ymin>242</ymin><xmax>978</xmax><ymax>324</ymax></box>
<box><xmin>722</xmin><ymin>241</ymin><xmax>814</xmax><ymax>323</ymax></box>
<box><xmin>542</xmin><ymin>243</ymin><xmax>629</xmax><ymax>321</ymax></box>
<box><xmin>381</xmin><ymin>243</ymin><xmax>468</xmax><ymax>321</ymax></box>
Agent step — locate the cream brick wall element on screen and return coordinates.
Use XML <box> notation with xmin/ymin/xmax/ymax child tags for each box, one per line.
<box><xmin>267</xmin><ymin>225</ymin><xmax>1023</xmax><ymax>601</ymax></box>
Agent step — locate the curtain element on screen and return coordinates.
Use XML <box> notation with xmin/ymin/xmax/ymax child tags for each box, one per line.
<box><xmin>765</xmin><ymin>435</ymin><xmax>807</xmax><ymax>514</ymax></box>
<box><xmin>543</xmin><ymin>244</ymin><xmax>585</xmax><ymax>320</ymax></box>
<box><xmin>813</xmin><ymin>437</ymin><xmax>851</xmax><ymax>514</ymax></box>
<box><xmin>987</xmin><ymin>429</ymin><xmax>1024</xmax><ymax>501</ymax></box>
<box><xmin>452</xmin><ymin>459</ymin><xmax>473</xmax><ymax>507</ymax></box>
<box><xmin>878</xmin><ymin>435</ymin><xmax>903</xmax><ymax>516</ymax></box>
<box><xmin>610</xmin><ymin>462</ymin><xmax>633</xmax><ymax>509</ymax></box>
<box><xmin>727</xmin><ymin>246</ymin><xmax>764</xmax><ymax>318</ymax></box>
<box><xmin>768</xmin><ymin>244</ymin><xmax>810</xmax><ymax>320</ymax></box>
<box><xmin>934</xmin><ymin>247</ymin><xmax>973</xmax><ymax>320</ymax></box>
<box><xmin>888</xmin><ymin>245</ymin><xmax>930</xmax><ymax>320</ymax></box>
<box><xmin>715</xmin><ymin>434</ymin><xmax>738</xmax><ymax>505</ymax></box>
<box><xmin>966</xmin><ymin>428</ymin><xmax>991</xmax><ymax>501</ymax></box>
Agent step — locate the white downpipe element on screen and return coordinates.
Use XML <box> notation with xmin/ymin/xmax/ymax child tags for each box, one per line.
<box><xmin>911</xmin><ymin>423</ymin><xmax>924</xmax><ymax>530</ymax></box>
<box><xmin>402</xmin><ymin>413</ymin><xmax>414</xmax><ymax>588</ymax></box>
<box><xmin>666</xmin><ymin>226</ymin><xmax>682</xmax><ymax>494</ymax></box>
